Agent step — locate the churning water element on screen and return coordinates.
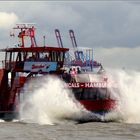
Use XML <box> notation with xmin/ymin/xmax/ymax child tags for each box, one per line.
<box><xmin>19</xmin><ymin>69</ymin><xmax>140</xmax><ymax>125</ymax></box>
<box><xmin>19</xmin><ymin>76</ymin><xmax>97</xmax><ymax>125</ymax></box>
<box><xmin>104</xmin><ymin>69</ymin><xmax>140</xmax><ymax>123</ymax></box>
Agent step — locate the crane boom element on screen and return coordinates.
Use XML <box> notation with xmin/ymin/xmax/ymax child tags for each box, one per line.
<box><xmin>55</xmin><ymin>29</ymin><xmax>63</xmax><ymax>48</ymax></box>
<box><xmin>69</xmin><ymin>30</ymin><xmax>78</xmax><ymax>48</ymax></box>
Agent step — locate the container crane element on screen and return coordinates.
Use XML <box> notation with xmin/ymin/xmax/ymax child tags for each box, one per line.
<box><xmin>55</xmin><ymin>29</ymin><xmax>64</xmax><ymax>48</ymax></box>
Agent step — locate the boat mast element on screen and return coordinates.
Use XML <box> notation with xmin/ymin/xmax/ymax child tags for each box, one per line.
<box><xmin>13</xmin><ymin>23</ymin><xmax>37</xmax><ymax>48</ymax></box>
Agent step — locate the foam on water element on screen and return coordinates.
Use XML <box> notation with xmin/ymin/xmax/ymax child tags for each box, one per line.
<box><xmin>19</xmin><ymin>76</ymin><xmax>96</xmax><ymax>125</ymax></box>
<box><xmin>0</xmin><ymin>119</ymin><xmax>5</xmax><ymax>123</ymax></box>
<box><xmin>104</xmin><ymin>69</ymin><xmax>140</xmax><ymax>123</ymax></box>
<box><xmin>19</xmin><ymin>69</ymin><xmax>140</xmax><ymax>124</ymax></box>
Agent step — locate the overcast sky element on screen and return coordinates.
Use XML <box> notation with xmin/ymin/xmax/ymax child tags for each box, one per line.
<box><xmin>0</xmin><ymin>1</ymin><xmax>139</xmax><ymax>70</ymax></box>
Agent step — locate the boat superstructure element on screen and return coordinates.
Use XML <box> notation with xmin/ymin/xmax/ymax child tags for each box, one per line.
<box><xmin>0</xmin><ymin>24</ymin><xmax>69</xmax><ymax>120</ymax></box>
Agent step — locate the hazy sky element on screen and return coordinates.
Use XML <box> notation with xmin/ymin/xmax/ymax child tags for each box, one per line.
<box><xmin>0</xmin><ymin>1</ymin><xmax>139</xmax><ymax>70</ymax></box>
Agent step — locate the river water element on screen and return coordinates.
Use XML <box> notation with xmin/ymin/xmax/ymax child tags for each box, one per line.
<box><xmin>0</xmin><ymin>121</ymin><xmax>140</xmax><ymax>140</ymax></box>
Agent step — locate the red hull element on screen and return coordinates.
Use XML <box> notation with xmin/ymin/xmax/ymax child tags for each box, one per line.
<box><xmin>80</xmin><ymin>99</ymin><xmax>116</xmax><ymax>112</ymax></box>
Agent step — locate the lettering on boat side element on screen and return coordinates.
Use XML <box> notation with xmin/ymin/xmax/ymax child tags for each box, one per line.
<box><xmin>32</xmin><ymin>64</ymin><xmax>50</xmax><ymax>69</ymax></box>
<box><xmin>67</xmin><ymin>82</ymin><xmax>107</xmax><ymax>88</ymax></box>
<box><xmin>68</xmin><ymin>83</ymin><xmax>80</xmax><ymax>88</ymax></box>
<box><xmin>24</xmin><ymin>62</ymin><xmax>57</xmax><ymax>72</ymax></box>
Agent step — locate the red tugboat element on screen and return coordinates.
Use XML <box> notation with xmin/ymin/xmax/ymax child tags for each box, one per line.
<box><xmin>0</xmin><ymin>24</ymin><xmax>116</xmax><ymax>120</ymax></box>
<box><xmin>0</xmin><ymin>24</ymin><xmax>69</xmax><ymax>120</ymax></box>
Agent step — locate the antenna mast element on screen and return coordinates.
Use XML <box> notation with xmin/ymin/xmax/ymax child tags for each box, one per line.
<box><xmin>13</xmin><ymin>23</ymin><xmax>37</xmax><ymax>48</ymax></box>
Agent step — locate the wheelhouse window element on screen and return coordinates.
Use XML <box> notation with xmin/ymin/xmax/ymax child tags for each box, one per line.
<box><xmin>39</xmin><ymin>52</ymin><xmax>50</xmax><ymax>60</ymax></box>
<box><xmin>40</xmin><ymin>51</ymin><xmax>65</xmax><ymax>62</ymax></box>
<box><xmin>51</xmin><ymin>51</ymin><xmax>57</xmax><ymax>61</ymax></box>
<box><xmin>14</xmin><ymin>50</ymin><xmax>66</xmax><ymax>62</ymax></box>
<box><xmin>56</xmin><ymin>51</ymin><xmax>64</xmax><ymax>61</ymax></box>
<box><xmin>73</xmin><ymin>88</ymin><xmax>109</xmax><ymax>100</ymax></box>
<box><xmin>16</xmin><ymin>52</ymin><xmax>24</xmax><ymax>62</ymax></box>
<box><xmin>26</xmin><ymin>52</ymin><xmax>35</xmax><ymax>60</ymax></box>
<box><xmin>5</xmin><ymin>52</ymin><xmax>19</xmax><ymax>62</ymax></box>
<box><xmin>6</xmin><ymin>52</ymin><xmax>11</xmax><ymax>62</ymax></box>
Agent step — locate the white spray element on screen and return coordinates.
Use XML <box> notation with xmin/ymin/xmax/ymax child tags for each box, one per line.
<box><xmin>19</xmin><ymin>75</ymin><xmax>96</xmax><ymax>125</ymax></box>
<box><xmin>104</xmin><ymin>69</ymin><xmax>140</xmax><ymax>123</ymax></box>
<box><xmin>19</xmin><ymin>69</ymin><xmax>140</xmax><ymax>124</ymax></box>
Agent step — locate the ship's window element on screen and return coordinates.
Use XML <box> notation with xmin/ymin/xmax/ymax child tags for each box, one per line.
<box><xmin>56</xmin><ymin>52</ymin><xmax>60</xmax><ymax>61</ymax></box>
<box><xmin>49</xmin><ymin>51</ymin><xmax>52</xmax><ymax>61</ymax></box>
<box><xmin>26</xmin><ymin>52</ymin><xmax>37</xmax><ymax>61</ymax></box>
<box><xmin>44</xmin><ymin>52</ymin><xmax>50</xmax><ymax>61</ymax></box>
<box><xmin>73</xmin><ymin>88</ymin><xmax>83</xmax><ymax>100</ymax></box>
<box><xmin>89</xmin><ymin>88</ymin><xmax>98</xmax><ymax>99</ymax></box>
<box><xmin>39</xmin><ymin>52</ymin><xmax>50</xmax><ymax>60</ymax></box>
<box><xmin>39</xmin><ymin>52</ymin><xmax>44</xmax><ymax>59</ymax></box>
<box><xmin>73</xmin><ymin>88</ymin><xmax>109</xmax><ymax>100</ymax></box>
<box><xmin>16</xmin><ymin>52</ymin><xmax>22</xmax><ymax>61</ymax></box>
<box><xmin>57</xmin><ymin>51</ymin><xmax>64</xmax><ymax>61</ymax></box>
<box><xmin>6</xmin><ymin>52</ymin><xmax>11</xmax><ymax>61</ymax></box>
<box><xmin>83</xmin><ymin>88</ymin><xmax>98</xmax><ymax>100</ymax></box>
<box><xmin>26</xmin><ymin>52</ymin><xmax>32</xmax><ymax>59</ymax></box>
<box><xmin>51</xmin><ymin>51</ymin><xmax>57</xmax><ymax>61</ymax></box>
<box><xmin>45</xmin><ymin>51</ymin><xmax>64</xmax><ymax>62</ymax></box>
<box><xmin>62</xmin><ymin>52</ymin><xmax>65</xmax><ymax>61</ymax></box>
<box><xmin>98</xmin><ymin>88</ymin><xmax>109</xmax><ymax>99</ymax></box>
<box><xmin>83</xmin><ymin>91</ymin><xmax>89</xmax><ymax>100</ymax></box>
<box><xmin>5</xmin><ymin>52</ymin><xmax>18</xmax><ymax>69</ymax></box>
